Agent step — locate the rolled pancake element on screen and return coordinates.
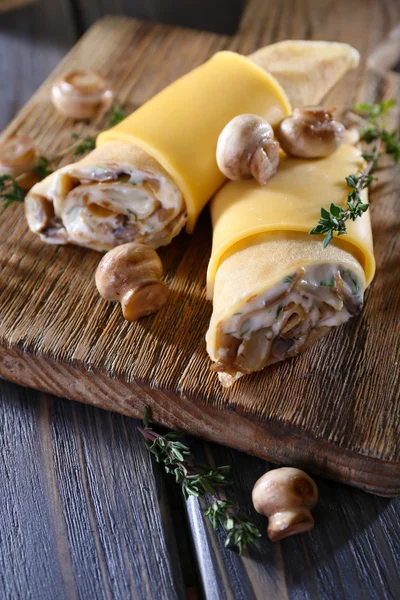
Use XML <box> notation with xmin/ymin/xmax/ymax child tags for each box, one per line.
<box><xmin>206</xmin><ymin>145</ymin><xmax>375</xmax><ymax>386</ymax></box>
<box><xmin>25</xmin><ymin>142</ymin><xmax>185</xmax><ymax>251</ymax></box>
<box><xmin>250</xmin><ymin>40</ymin><xmax>360</xmax><ymax>108</ymax></box>
<box><xmin>25</xmin><ymin>41</ymin><xmax>359</xmax><ymax>250</ymax></box>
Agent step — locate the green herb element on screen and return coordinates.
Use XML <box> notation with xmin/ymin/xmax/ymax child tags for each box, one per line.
<box><xmin>310</xmin><ymin>99</ymin><xmax>399</xmax><ymax>247</ymax></box>
<box><xmin>139</xmin><ymin>409</ymin><xmax>261</xmax><ymax>554</ymax></box>
<box><xmin>2</xmin><ymin>100</ymin><xmax>128</xmax><ymax>208</ymax></box>
<box><xmin>127</xmin><ymin>209</ymin><xmax>137</xmax><ymax>220</ymax></box>
<box><xmin>239</xmin><ymin>328</ymin><xmax>250</xmax><ymax>338</ymax></box>
<box><xmin>108</xmin><ymin>103</ymin><xmax>126</xmax><ymax>126</ymax></box>
<box><xmin>0</xmin><ymin>174</ymin><xmax>11</xmax><ymax>192</ymax></box>
<box><xmin>226</xmin><ymin>331</ymin><xmax>236</xmax><ymax>335</ymax></box>
<box><xmin>204</xmin><ymin>500</ymin><xmax>261</xmax><ymax>554</ymax></box>
<box><xmin>276</xmin><ymin>306</ymin><xmax>283</xmax><ymax>318</ymax></box>
<box><xmin>350</xmin><ymin>275</ymin><xmax>359</xmax><ymax>292</ymax></box>
<box><xmin>320</xmin><ymin>278</ymin><xmax>334</xmax><ymax>287</ymax></box>
<box><xmin>233</xmin><ymin>312</ymin><xmax>243</xmax><ymax>316</ymax></box>
<box><xmin>72</xmin><ymin>135</ymin><xmax>96</xmax><ymax>157</ymax></box>
<box><xmin>283</xmin><ymin>275</ymin><xmax>293</xmax><ymax>284</ymax></box>
<box><xmin>33</xmin><ymin>155</ymin><xmax>53</xmax><ymax>179</ymax></box>
<box><xmin>0</xmin><ymin>174</ymin><xmax>25</xmax><ymax>207</ymax></box>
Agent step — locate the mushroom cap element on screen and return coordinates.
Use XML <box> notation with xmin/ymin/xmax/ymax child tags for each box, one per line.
<box><xmin>95</xmin><ymin>242</ymin><xmax>163</xmax><ymax>301</ymax></box>
<box><xmin>252</xmin><ymin>467</ymin><xmax>318</xmax><ymax>517</ymax></box>
<box><xmin>216</xmin><ymin>114</ymin><xmax>279</xmax><ymax>184</ymax></box>
<box><xmin>277</xmin><ymin>107</ymin><xmax>345</xmax><ymax>158</ymax></box>
<box><xmin>51</xmin><ymin>70</ymin><xmax>114</xmax><ymax>119</ymax></box>
<box><xmin>0</xmin><ymin>135</ymin><xmax>37</xmax><ymax>177</ymax></box>
<box><xmin>95</xmin><ymin>242</ymin><xmax>169</xmax><ymax>321</ymax></box>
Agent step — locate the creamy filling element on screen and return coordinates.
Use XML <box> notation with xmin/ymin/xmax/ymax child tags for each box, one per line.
<box><xmin>212</xmin><ymin>263</ymin><xmax>364</xmax><ymax>383</ymax></box>
<box><xmin>36</xmin><ymin>167</ymin><xmax>186</xmax><ymax>251</ymax></box>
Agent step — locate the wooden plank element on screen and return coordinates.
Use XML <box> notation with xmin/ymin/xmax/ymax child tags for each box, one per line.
<box><xmin>185</xmin><ymin>440</ymin><xmax>400</xmax><ymax>599</ymax></box>
<box><xmin>0</xmin><ymin>1</ymin><xmax>400</xmax><ymax>496</ymax></box>
<box><xmin>0</xmin><ymin>0</ymin><xmax>77</xmax><ymax>131</ymax></box>
<box><xmin>0</xmin><ymin>380</ymin><xmax>186</xmax><ymax>599</ymax></box>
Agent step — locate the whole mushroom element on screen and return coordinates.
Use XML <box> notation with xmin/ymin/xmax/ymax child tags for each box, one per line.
<box><xmin>216</xmin><ymin>114</ymin><xmax>280</xmax><ymax>185</ymax></box>
<box><xmin>276</xmin><ymin>107</ymin><xmax>345</xmax><ymax>158</ymax></box>
<box><xmin>252</xmin><ymin>467</ymin><xmax>318</xmax><ymax>542</ymax></box>
<box><xmin>0</xmin><ymin>135</ymin><xmax>37</xmax><ymax>178</ymax></box>
<box><xmin>95</xmin><ymin>243</ymin><xmax>169</xmax><ymax>321</ymax></box>
<box><xmin>51</xmin><ymin>70</ymin><xmax>114</xmax><ymax>120</ymax></box>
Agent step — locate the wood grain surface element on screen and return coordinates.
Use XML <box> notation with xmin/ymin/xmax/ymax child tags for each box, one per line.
<box><xmin>0</xmin><ymin>0</ymin><xmax>400</xmax><ymax>495</ymax></box>
<box><xmin>186</xmin><ymin>440</ymin><xmax>400</xmax><ymax>600</ymax></box>
<box><xmin>0</xmin><ymin>379</ymin><xmax>186</xmax><ymax>600</ymax></box>
<box><xmin>2</xmin><ymin>378</ymin><xmax>399</xmax><ymax>600</ymax></box>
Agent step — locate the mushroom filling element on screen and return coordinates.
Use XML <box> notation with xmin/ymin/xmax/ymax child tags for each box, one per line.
<box><xmin>212</xmin><ymin>263</ymin><xmax>364</xmax><ymax>379</ymax></box>
<box><xmin>28</xmin><ymin>168</ymin><xmax>186</xmax><ymax>251</ymax></box>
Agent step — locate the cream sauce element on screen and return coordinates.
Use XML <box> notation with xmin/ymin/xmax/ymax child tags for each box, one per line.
<box><xmin>216</xmin><ymin>263</ymin><xmax>365</xmax><ymax>380</ymax></box>
<box><xmin>45</xmin><ymin>167</ymin><xmax>185</xmax><ymax>250</ymax></box>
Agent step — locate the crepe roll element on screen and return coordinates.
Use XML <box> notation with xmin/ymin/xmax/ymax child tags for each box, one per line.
<box><xmin>206</xmin><ymin>145</ymin><xmax>375</xmax><ymax>386</ymax></box>
<box><xmin>25</xmin><ymin>142</ymin><xmax>186</xmax><ymax>251</ymax></box>
<box><xmin>98</xmin><ymin>51</ymin><xmax>291</xmax><ymax>233</ymax></box>
<box><xmin>26</xmin><ymin>41</ymin><xmax>359</xmax><ymax>251</ymax></box>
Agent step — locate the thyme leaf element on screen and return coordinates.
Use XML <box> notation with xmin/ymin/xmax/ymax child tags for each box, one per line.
<box><xmin>107</xmin><ymin>103</ymin><xmax>126</xmax><ymax>126</ymax></box>
<box><xmin>139</xmin><ymin>408</ymin><xmax>261</xmax><ymax>554</ymax></box>
<box><xmin>1</xmin><ymin>102</ymin><xmax>127</xmax><ymax>207</ymax></box>
<box><xmin>71</xmin><ymin>134</ymin><xmax>96</xmax><ymax>157</ymax></box>
<box><xmin>310</xmin><ymin>99</ymin><xmax>399</xmax><ymax>247</ymax></box>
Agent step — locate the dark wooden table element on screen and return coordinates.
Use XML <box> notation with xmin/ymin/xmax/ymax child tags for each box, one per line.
<box><xmin>1</xmin><ymin>1</ymin><xmax>400</xmax><ymax>598</ymax></box>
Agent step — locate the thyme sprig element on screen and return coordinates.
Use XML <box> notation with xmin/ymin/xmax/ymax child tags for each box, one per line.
<box><xmin>70</xmin><ymin>133</ymin><xmax>96</xmax><ymax>157</ymax></box>
<box><xmin>139</xmin><ymin>407</ymin><xmax>261</xmax><ymax>554</ymax></box>
<box><xmin>310</xmin><ymin>99</ymin><xmax>399</xmax><ymax>247</ymax></box>
<box><xmin>0</xmin><ymin>103</ymin><xmax>126</xmax><ymax>207</ymax></box>
<box><xmin>107</xmin><ymin>103</ymin><xmax>126</xmax><ymax>126</ymax></box>
<box><xmin>0</xmin><ymin>174</ymin><xmax>25</xmax><ymax>207</ymax></box>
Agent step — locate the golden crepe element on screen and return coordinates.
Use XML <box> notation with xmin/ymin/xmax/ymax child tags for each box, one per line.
<box><xmin>25</xmin><ymin>41</ymin><xmax>359</xmax><ymax>251</ymax></box>
<box><xmin>206</xmin><ymin>146</ymin><xmax>375</xmax><ymax>386</ymax></box>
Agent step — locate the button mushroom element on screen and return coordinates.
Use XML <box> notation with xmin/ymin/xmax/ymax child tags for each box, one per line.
<box><xmin>95</xmin><ymin>243</ymin><xmax>169</xmax><ymax>321</ymax></box>
<box><xmin>0</xmin><ymin>135</ymin><xmax>37</xmax><ymax>178</ymax></box>
<box><xmin>216</xmin><ymin>114</ymin><xmax>280</xmax><ymax>185</ymax></box>
<box><xmin>252</xmin><ymin>467</ymin><xmax>318</xmax><ymax>542</ymax></box>
<box><xmin>51</xmin><ymin>70</ymin><xmax>114</xmax><ymax>120</ymax></box>
<box><xmin>276</xmin><ymin>107</ymin><xmax>345</xmax><ymax>158</ymax></box>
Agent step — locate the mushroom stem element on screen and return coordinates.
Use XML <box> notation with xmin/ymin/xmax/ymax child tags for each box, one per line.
<box><xmin>252</xmin><ymin>467</ymin><xmax>318</xmax><ymax>542</ymax></box>
<box><xmin>267</xmin><ymin>508</ymin><xmax>314</xmax><ymax>542</ymax></box>
<box><xmin>122</xmin><ymin>281</ymin><xmax>169</xmax><ymax>321</ymax></box>
<box><xmin>249</xmin><ymin>143</ymin><xmax>280</xmax><ymax>185</ymax></box>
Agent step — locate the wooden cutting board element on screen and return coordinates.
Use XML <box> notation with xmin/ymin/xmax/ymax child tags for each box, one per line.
<box><xmin>0</xmin><ymin>14</ymin><xmax>399</xmax><ymax>496</ymax></box>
